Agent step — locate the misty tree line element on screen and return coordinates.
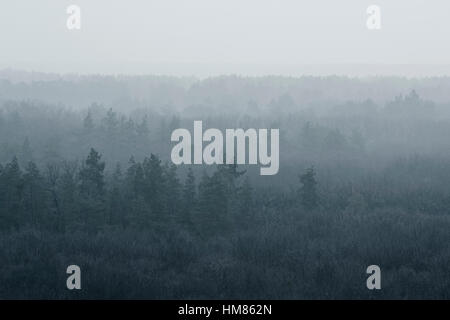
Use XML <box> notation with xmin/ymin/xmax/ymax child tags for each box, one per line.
<box><xmin>0</xmin><ymin>146</ymin><xmax>319</xmax><ymax>234</ymax></box>
<box><xmin>0</xmin><ymin>149</ymin><xmax>226</xmax><ymax>232</ymax></box>
<box><xmin>0</xmin><ymin>132</ymin><xmax>326</xmax><ymax>239</ymax></box>
<box><xmin>2</xmin><ymin>89</ymin><xmax>450</xmax><ymax>235</ymax></box>
<box><xmin>1</xmin><ymin>74</ymin><xmax>450</xmax><ymax>298</ymax></box>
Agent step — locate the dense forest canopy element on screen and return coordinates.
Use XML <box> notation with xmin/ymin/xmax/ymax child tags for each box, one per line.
<box><xmin>1</xmin><ymin>71</ymin><xmax>450</xmax><ymax>299</ymax></box>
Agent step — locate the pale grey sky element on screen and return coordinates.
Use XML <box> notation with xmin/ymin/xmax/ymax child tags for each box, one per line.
<box><xmin>1</xmin><ymin>0</ymin><xmax>450</xmax><ymax>77</ymax></box>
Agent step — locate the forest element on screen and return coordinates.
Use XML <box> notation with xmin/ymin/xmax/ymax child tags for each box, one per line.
<box><xmin>1</xmin><ymin>71</ymin><xmax>450</xmax><ymax>299</ymax></box>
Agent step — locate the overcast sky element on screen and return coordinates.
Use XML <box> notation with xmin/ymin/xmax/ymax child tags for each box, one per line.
<box><xmin>1</xmin><ymin>0</ymin><xmax>450</xmax><ymax>77</ymax></box>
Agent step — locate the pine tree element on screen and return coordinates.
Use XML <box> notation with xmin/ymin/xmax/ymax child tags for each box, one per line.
<box><xmin>181</xmin><ymin>167</ymin><xmax>196</xmax><ymax>226</ymax></box>
<box><xmin>197</xmin><ymin>169</ymin><xmax>228</xmax><ymax>235</ymax></box>
<box><xmin>126</xmin><ymin>156</ymin><xmax>144</xmax><ymax>199</ymax></box>
<box><xmin>59</xmin><ymin>160</ymin><xmax>79</xmax><ymax>230</ymax></box>
<box><xmin>299</xmin><ymin>166</ymin><xmax>318</xmax><ymax>210</ymax></box>
<box><xmin>164</xmin><ymin>162</ymin><xmax>180</xmax><ymax>217</ymax></box>
<box><xmin>83</xmin><ymin>111</ymin><xmax>95</xmax><ymax>133</ymax></box>
<box><xmin>0</xmin><ymin>157</ymin><xmax>24</xmax><ymax>229</ymax></box>
<box><xmin>107</xmin><ymin>163</ymin><xmax>124</xmax><ymax>225</ymax></box>
<box><xmin>79</xmin><ymin>148</ymin><xmax>106</xmax><ymax>227</ymax></box>
<box><xmin>102</xmin><ymin>108</ymin><xmax>118</xmax><ymax>134</ymax></box>
<box><xmin>45</xmin><ymin>162</ymin><xmax>62</xmax><ymax>231</ymax></box>
<box><xmin>79</xmin><ymin>148</ymin><xmax>105</xmax><ymax>197</ymax></box>
<box><xmin>137</xmin><ymin>115</ymin><xmax>150</xmax><ymax>138</ymax></box>
<box><xmin>23</xmin><ymin>161</ymin><xmax>44</xmax><ymax>227</ymax></box>
<box><xmin>142</xmin><ymin>154</ymin><xmax>165</xmax><ymax>217</ymax></box>
<box><xmin>20</xmin><ymin>137</ymin><xmax>34</xmax><ymax>166</ymax></box>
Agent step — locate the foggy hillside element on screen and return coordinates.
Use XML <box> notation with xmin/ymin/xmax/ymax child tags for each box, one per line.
<box><xmin>1</xmin><ymin>70</ymin><xmax>450</xmax><ymax>299</ymax></box>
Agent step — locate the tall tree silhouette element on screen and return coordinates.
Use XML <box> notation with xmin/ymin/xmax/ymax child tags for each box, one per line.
<box><xmin>79</xmin><ymin>148</ymin><xmax>105</xmax><ymax>197</ymax></box>
<box><xmin>79</xmin><ymin>148</ymin><xmax>106</xmax><ymax>227</ymax></box>
<box><xmin>23</xmin><ymin>161</ymin><xmax>44</xmax><ymax>226</ymax></box>
<box><xmin>299</xmin><ymin>166</ymin><xmax>318</xmax><ymax>210</ymax></box>
<box><xmin>0</xmin><ymin>157</ymin><xmax>24</xmax><ymax>229</ymax></box>
<box><xmin>181</xmin><ymin>167</ymin><xmax>196</xmax><ymax>227</ymax></box>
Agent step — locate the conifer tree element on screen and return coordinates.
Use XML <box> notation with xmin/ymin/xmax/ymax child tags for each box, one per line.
<box><xmin>23</xmin><ymin>161</ymin><xmax>44</xmax><ymax>226</ymax></box>
<box><xmin>299</xmin><ymin>166</ymin><xmax>318</xmax><ymax>210</ymax></box>
<box><xmin>79</xmin><ymin>148</ymin><xmax>106</xmax><ymax>227</ymax></box>
<box><xmin>181</xmin><ymin>167</ymin><xmax>196</xmax><ymax>226</ymax></box>
<box><xmin>0</xmin><ymin>157</ymin><xmax>24</xmax><ymax>228</ymax></box>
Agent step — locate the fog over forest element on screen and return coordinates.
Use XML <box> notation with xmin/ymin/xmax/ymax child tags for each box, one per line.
<box><xmin>1</xmin><ymin>70</ymin><xmax>450</xmax><ymax>299</ymax></box>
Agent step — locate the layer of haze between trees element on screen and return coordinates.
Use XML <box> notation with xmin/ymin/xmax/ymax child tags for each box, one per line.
<box><xmin>1</xmin><ymin>72</ymin><xmax>450</xmax><ymax>299</ymax></box>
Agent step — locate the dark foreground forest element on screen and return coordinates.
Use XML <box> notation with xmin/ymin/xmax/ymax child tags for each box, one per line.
<box><xmin>1</xmin><ymin>72</ymin><xmax>450</xmax><ymax>299</ymax></box>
